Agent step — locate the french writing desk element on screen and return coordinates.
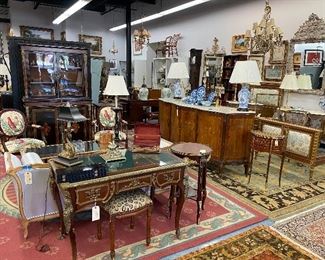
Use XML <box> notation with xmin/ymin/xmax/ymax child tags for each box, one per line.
<box><xmin>49</xmin><ymin>151</ymin><xmax>187</xmax><ymax>260</ymax></box>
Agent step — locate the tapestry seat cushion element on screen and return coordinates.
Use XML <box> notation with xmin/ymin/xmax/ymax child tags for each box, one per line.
<box><xmin>1</xmin><ymin>138</ymin><xmax>46</xmax><ymax>153</ymax></box>
<box><xmin>99</xmin><ymin>107</ymin><xmax>116</xmax><ymax>128</ymax></box>
<box><xmin>103</xmin><ymin>189</ymin><xmax>152</xmax><ymax>216</ymax></box>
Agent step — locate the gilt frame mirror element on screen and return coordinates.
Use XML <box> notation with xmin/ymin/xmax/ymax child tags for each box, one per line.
<box><xmin>287</xmin><ymin>13</ymin><xmax>325</xmax><ymax>93</ymax></box>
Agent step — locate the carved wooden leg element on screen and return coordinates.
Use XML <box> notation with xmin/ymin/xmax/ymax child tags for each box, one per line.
<box><xmin>248</xmin><ymin>149</ymin><xmax>254</xmax><ymax>184</ymax></box>
<box><xmin>109</xmin><ymin>218</ymin><xmax>115</xmax><ymax>260</ymax></box>
<box><xmin>22</xmin><ymin>220</ymin><xmax>29</xmax><ymax>239</ymax></box>
<box><xmin>309</xmin><ymin>166</ymin><xmax>315</xmax><ymax>181</ymax></box>
<box><xmin>97</xmin><ymin>218</ymin><xmax>102</xmax><ymax>240</ymax></box>
<box><xmin>279</xmin><ymin>154</ymin><xmax>285</xmax><ymax>187</ymax></box>
<box><xmin>150</xmin><ymin>186</ymin><xmax>155</xmax><ymax>201</ymax></box>
<box><xmin>69</xmin><ymin>227</ymin><xmax>77</xmax><ymax>260</ymax></box>
<box><xmin>175</xmin><ymin>169</ymin><xmax>185</xmax><ymax>239</ymax></box>
<box><xmin>168</xmin><ymin>185</ymin><xmax>175</xmax><ymax>219</ymax></box>
<box><xmin>146</xmin><ymin>206</ymin><xmax>152</xmax><ymax>246</ymax></box>
<box><xmin>265</xmin><ymin>150</ymin><xmax>272</xmax><ymax>187</ymax></box>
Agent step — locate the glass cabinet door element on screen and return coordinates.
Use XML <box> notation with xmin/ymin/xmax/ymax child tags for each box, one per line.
<box><xmin>26</xmin><ymin>51</ymin><xmax>56</xmax><ymax>97</ymax></box>
<box><xmin>56</xmin><ymin>53</ymin><xmax>85</xmax><ymax>97</ymax></box>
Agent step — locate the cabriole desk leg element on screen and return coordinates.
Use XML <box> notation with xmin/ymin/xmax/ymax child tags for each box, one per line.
<box><xmin>175</xmin><ymin>167</ymin><xmax>186</xmax><ymax>239</ymax></box>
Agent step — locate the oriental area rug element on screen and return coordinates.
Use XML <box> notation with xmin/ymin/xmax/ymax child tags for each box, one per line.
<box><xmin>0</xmin><ymin>159</ymin><xmax>266</xmax><ymax>260</ymax></box>
<box><xmin>274</xmin><ymin>205</ymin><xmax>325</xmax><ymax>258</ymax></box>
<box><xmin>207</xmin><ymin>154</ymin><xmax>325</xmax><ymax>220</ymax></box>
<box><xmin>178</xmin><ymin>225</ymin><xmax>320</xmax><ymax>260</ymax></box>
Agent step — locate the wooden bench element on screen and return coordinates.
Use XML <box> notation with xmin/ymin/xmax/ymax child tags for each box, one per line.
<box><xmin>257</xmin><ymin>117</ymin><xmax>325</xmax><ymax>180</ymax></box>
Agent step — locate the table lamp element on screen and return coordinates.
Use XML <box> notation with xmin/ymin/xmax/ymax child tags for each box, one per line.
<box><xmin>229</xmin><ymin>60</ymin><xmax>261</xmax><ymax>111</ymax></box>
<box><xmin>167</xmin><ymin>62</ymin><xmax>189</xmax><ymax>99</ymax></box>
<box><xmin>280</xmin><ymin>73</ymin><xmax>299</xmax><ymax>107</ymax></box>
<box><xmin>297</xmin><ymin>74</ymin><xmax>312</xmax><ymax>89</ymax></box>
<box><xmin>56</xmin><ymin>103</ymin><xmax>88</xmax><ymax>166</ymax></box>
<box><xmin>103</xmin><ymin>75</ymin><xmax>129</xmax><ymax>148</ymax></box>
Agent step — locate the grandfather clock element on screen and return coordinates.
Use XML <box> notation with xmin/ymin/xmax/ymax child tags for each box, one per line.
<box><xmin>189</xmin><ymin>49</ymin><xmax>203</xmax><ymax>90</ymax></box>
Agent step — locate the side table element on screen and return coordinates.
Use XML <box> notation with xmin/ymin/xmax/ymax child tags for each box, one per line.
<box><xmin>171</xmin><ymin>142</ymin><xmax>212</xmax><ymax>224</ymax></box>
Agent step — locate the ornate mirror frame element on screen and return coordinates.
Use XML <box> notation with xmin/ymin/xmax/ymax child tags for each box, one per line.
<box><xmin>287</xmin><ymin>13</ymin><xmax>325</xmax><ymax>93</ymax></box>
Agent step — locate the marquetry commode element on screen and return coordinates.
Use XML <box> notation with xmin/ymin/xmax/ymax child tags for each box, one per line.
<box><xmin>159</xmin><ymin>99</ymin><xmax>255</xmax><ymax>175</ymax></box>
<box><xmin>49</xmin><ymin>151</ymin><xmax>187</xmax><ymax>260</ymax></box>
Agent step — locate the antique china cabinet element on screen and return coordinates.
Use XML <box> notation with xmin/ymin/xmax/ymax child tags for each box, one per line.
<box><xmin>8</xmin><ymin>37</ymin><xmax>92</xmax><ymax>144</ymax></box>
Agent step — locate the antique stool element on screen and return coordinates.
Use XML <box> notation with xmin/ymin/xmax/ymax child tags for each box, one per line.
<box><xmin>97</xmin><ymin>189</ymin><xmax>153</xmax><ymax>259</ymax></box>
<box><xmin>170</xmin><ymin>142</ymin><xmax>212</xmax><ymax>224</ymax></box>
<box><xmin>248</xmin><ymin>130</ymin><xmax>286</xmax><ymax>187</ymax></box>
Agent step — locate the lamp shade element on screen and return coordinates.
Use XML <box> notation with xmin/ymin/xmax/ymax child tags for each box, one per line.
<box><xmin>103</xmin><ymin>75</ymin><xmax>129</xmax><ymax>96</ymax></box>
<box><xmin>167</xmin><ymin>62</ymin><xmax>189</xmax><ymax>79</ymax></box>
<box><xmin>280</xmin><ymin>74</ymin><xmax>299</xmax><ymax>90</ymax></box>
<box><xmin>297</xmin><ymin>74</ymin><xmax>312</xmax><ymax>89</ymax></box>
<box><xmin>229</xmin><ymin>60</ymin><xmax>261</xmax><ymax>84</ymax></box>
<box><xmin>58</xmin><ymin>106</ymin><xmax>88</xmax><ymax>122</ymax></box>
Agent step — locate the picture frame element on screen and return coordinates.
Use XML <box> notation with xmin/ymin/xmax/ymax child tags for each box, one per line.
<box><xmin>248</xmin><ymin>54</ymin><xmax>264</xmax><ymax>78</ymax></box>
<box><xmin>250</xmin><ymin>38</ymin><xmax>264</xmax><ymax>54</ymax></box>
<box><xmin>79</xmin><ymin>34</ymin><xmax>102</xmax><ymax>55</ymax></box>
<box><xmin>231</xmin><ymin>34</ymin><xmax>249</xmax><ymax>53</ymax></box>
<box><xmin>108</xmin><ymin>59</ymin><xmax>117</xmax><ymax>70</ymax></box>
<box><xmin>60</xmin><ymin>31</ymin><xmax>66</xmax><ymax>41</ymax></box>
<box><xmin>269</xmin><ymin>40</ymin><xmax>288</xmax><ymax>64</ymax></box>
<box><xmin>20</xmin><ymin>26</ymin><xmax>54</xmax><ymax>40</ymax></box>
<box><xmin>293</xmin><ymin>52</ymin><xmax>302</xmax><ymax>65</ymax></box>
<box><xmin>133</xmin><ymin>41</ymin><xmax>142</xmax><ymax>55</ymax></box>
<box><xmin>264</xmin><ymin>65</ymin><xmax>285</xmax><ymax>81</ymax></box>
<box><xmin>304</xmin><ymin>49</ymin><xmax>323</xmax><ymax>66</ymax></box>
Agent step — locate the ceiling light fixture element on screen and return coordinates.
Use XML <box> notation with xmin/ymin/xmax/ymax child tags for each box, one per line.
<box><xmin>53</xmin><ymin>0</ymin><xmax>92</xmax><ymax>25</ymax></box>
<box><xmin>109</xmin><ymin>0</ymin><xmax>211</xmax><ymax>32</ymax></box>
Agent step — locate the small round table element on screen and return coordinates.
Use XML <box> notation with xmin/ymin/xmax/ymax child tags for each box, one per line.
<box><xmin>171</xmin><ymin>142</ymin><xmax>212</xmax><ymax>224</ymax></box>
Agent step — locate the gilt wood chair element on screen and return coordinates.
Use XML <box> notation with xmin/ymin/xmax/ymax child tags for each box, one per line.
<box><xmin>97</xmin><ymin>189</ymin><xmax>153</xmax><ymax>260</ymax></box>
<box><xmin>0</xmin><ymin>109</ymin><xmax>46</xmax><ymax>153</ymax></box>
<box><xmin>93</xmin><ymin>106</ymin><xmax>128</xmax><ymax>148</ymax></box>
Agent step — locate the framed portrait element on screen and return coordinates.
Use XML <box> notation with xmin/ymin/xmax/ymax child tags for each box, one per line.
<box><xmin>248</xmin><ymin>54</ymin><xmax>264</xmax><ymax>78</ymax></box>
<box><xmin>133</xmin><ymin>41</ymin><xmax>142</xmax><ymax>55</ymax></box>
<box><xmin>79</xmin><ymin>34</ymin><xmax>102</xmax><ymax>55</ymax></box>
<box><xmin>20</xmin><ymin>26</ymin><xmax>54</xmax><ymax>40</ymax></box>
<box><xmin>293</xmin><ymin>52</ymin><xmax>302</xmax><ymax>65</ymax></box>
<box><xmin>304</xmin><ymin>49</ymin><xmax>323</xmax><ymax>66</ymax></box>
<box><xmin>264</xmin><ymin>65</ymin><xmax>285</xmax><ymax>81</ymax></box>
<box><xmin>231</xmin><ymin>34</ymin><xmax>249</xmax><ymax>53</ymax></box>
<box><xmin>269</xmin><ymin>41</ymin><xmax>288</xmax><ymax>64</ymax></box>
<box><xmin>108</xmin><ymin>59</ymin><xmax>117</xmax><ymax>70</ymax></box>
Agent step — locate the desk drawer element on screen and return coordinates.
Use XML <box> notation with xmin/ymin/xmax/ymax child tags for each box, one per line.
<box><xmin>76</xmin><ymin>183</ymin><xmax>114</xmax><ymax>207</ymax></box>
<box><xmin>116</xmin><ymin>175</ymin><xmax>152</xmax><ymax>192</ymax></box>
<box><xmin>154</xmin><ymin>170</ymin><xmax>182</xmax><ymax>187</ymax></box>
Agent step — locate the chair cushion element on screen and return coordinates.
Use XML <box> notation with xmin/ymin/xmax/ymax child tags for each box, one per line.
<box><xmin>0</xmin><ymin>110</ymin><xmax>25</xmax><ymax>136</ymax></box>
<box><xmin>99</xmin><ymin>107</ymin><xmax>115</xmax><ymax>128</ymax></box>
<box><xmin>94</xmin><ymin>130</ymin><xmax>126</xmax><ymax>142</ymax></box>
<box><xmin>2</xmin><ymin>138</ymin><xmax>46</xmax><ymax>153</ymax></box>
<box><xmin>103</xmin><ymin>189</ymin><xmax>152</xmax><ymax>216</ymax></box>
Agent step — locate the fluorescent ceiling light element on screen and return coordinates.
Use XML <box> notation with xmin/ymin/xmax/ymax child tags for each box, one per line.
<box><xmin>109</xmin><ymin>0</ymin><xmax>211</xmax><ymax>31</ymax></box>
<box><xmin>53</xmin><ymin>0</ymin><xmax>92</xmax><ymax>25</ymax></box>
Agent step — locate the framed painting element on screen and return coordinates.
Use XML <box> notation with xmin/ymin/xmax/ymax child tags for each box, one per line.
<box><xmin>304</xmin><ymin>49</ymin><xmax>323</xmax><ymax>66</ymax></box>
<box><xmin>108</xmin><ymin>59</ymin><xmax>117</xmax><ymax>70</ymax></box>
<box><xmin>231</xmin><ymin>34</ymin><xmax>249</xmax><ymax>53</ymax></box>
<box><xmin>264</xmin><ymin>65</ymin><xmax>285</xmax><ymax>81</ymax></box>
<box><xmin>293</xmin><ymin>52</ymin><xmax>302</xmax><ymax>65</ymax></box>
<box><xmin>60</xmin><ymin>31</ymin><xmax>66</xmax><ymax>41</ymax></box>
<box><xmin>133</xmin><ymin>41</ymin><xmax>142</xmax><ymax>55</ymax></box>
<box><xmin>269</xmin><ymin>40</ymin><xmax>288</xmax><ymax>64</ymax></box>
<box><xmin>248</xmin><ymin>54</ymin><xmax>264</xmax><ymax>78</ymax></box>
<box><xmin>79</xmin><ymin>34</ymin><xmax>102</xmax><ymax>55</ymax></box>
<box><xmin>20</xmin><ymin>26</ymin><xmax>54</xmax><ymax>40</ymax></box>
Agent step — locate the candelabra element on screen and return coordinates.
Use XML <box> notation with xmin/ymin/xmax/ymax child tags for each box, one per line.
<box><xmin>248</xmin><ymin>0</ymin><xmax>283</xmax><ymax>54</ymax></box>
<box><xmin>133</xmin><ymin>26</ymin><xmax>150</xmax><ymax>50</ymax></box>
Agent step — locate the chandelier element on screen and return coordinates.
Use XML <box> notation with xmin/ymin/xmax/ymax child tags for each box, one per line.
<box><xmin>109</xmin><ymin>40</ymin><xmax>118</xmax><ymax>55</ymax></box>
<box><xmin>249</xmin><ymin>0</ymin><xmax>283</xmax><ymax>54</ymax></box>
<box><xmin>133</xmin><ymin>26</ymin><xmax>150</xmax><ymax>49</ymax></box>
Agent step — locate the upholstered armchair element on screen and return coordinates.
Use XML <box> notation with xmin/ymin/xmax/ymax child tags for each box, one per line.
<box><xmin>93</xmin><ymin>106</ymin><xmax>128</xmax><ymax>148</ymax></box>
<box><xmin>0</xmin><ymin>109</ymin><xmax>46</xmax><ymax>153</ymax></box>
<box><xmin>4</xmin><ymin>152</ymin><xmax>58</xmax><ymax>239</ymax></box>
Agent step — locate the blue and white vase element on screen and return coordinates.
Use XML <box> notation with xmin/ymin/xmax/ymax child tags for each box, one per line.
<box><xmin>161</xmin><ymin>86</ymin><xmax>172</xmax><ymax>98</ymax></box>
<box><xmin>138</xmin><ymin>84</ymin><xmax>149</xmax><ymax>100</ymax></box>
<box><xmin>237</xmin><ymin>84</ymin><xmax>250</xmax><ymax>111</ymax></box>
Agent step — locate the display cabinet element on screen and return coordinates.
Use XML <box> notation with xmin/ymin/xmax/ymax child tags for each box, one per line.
<box><xmin>221</xmin><ymin>54</ymin><xmax>247</xmax><ymax>103</ymax></box>
<box><xmin>8</xmin><ymin>37</ymin><xmax>92</xmax><ymax>144</ymax></box>
<box><xmin>152</xmin><ymin>57</ymin><xmax>177</xmax><ymax>88</ymax></box>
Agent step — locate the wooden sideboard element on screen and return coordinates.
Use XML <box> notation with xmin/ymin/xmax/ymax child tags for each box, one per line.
<box><xmin>159</xmin><ymin>99</ymin><xmax>256</xmax><ymax>174</ymax></box>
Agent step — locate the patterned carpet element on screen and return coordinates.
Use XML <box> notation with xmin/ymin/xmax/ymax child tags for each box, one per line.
<box><xmin>207</xmin><ymin>154</ymin><xmax>325</xmax><ymax>220</ymax></box>
<box><xmin>274</xmin><ymin>205</ymin><xmax>325</xmax><ymax>258</ymax></box>
<box><xmin>0</xmin><ymin>163</ymin><xmax>266</xmax><ymax>260</ymax></box>
<box><xmin>178</xmin><ymin>226</ymin><xmax>320</xmax><ymax>260</ymax></box>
